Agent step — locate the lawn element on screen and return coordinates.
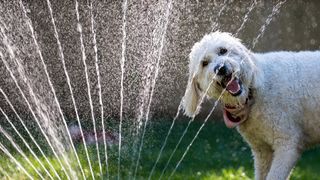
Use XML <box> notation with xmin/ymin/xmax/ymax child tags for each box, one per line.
<box><xmin>0</xmin><ymin>118</ymin><xmax>320</xmax><ymax>179</ymax></box>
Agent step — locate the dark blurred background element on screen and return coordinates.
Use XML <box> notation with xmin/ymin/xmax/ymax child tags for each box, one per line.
<box><xmin>0</xmin><ymin>0</ymin><xmax>319</xmax><ymax>122</ymax></box>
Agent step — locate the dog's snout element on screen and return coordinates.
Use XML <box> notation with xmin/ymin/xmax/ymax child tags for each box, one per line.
<box><xmin>214</xmin><ymin>64</ymin><xmax>228</xmax><ymax>76</ymax></box>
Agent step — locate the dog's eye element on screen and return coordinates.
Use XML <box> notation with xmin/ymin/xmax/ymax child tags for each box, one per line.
<box><xmin>202</xmin><ymin>61</ymin><xmax>209</xmax><ymax>67</ymax></box>
<box><xmin>218</xmin><ymin>48</ymin><xmax>228</xmax><ymax>55</ymax></box>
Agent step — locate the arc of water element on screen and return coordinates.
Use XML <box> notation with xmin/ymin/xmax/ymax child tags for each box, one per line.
<box><xmin>127</xmin><ymin>52</ymin><xmax>156</xmax><ymax>179</ymax></box>
<box><xmin>45</xmin><ymin>0</ymin><xmax>93</xmax><ymax>179</ymax></box>
<box><xmin>0</xmin><ymin>142</ymin><xmax>34</xmax><ymax>180</ymax></box>
<box><xmin>211</xmin><ymin>0</ymin><xmax>229</xmax><ymax>32</ymax></box>
<box><xmin>234</xmin><ymin>0</ymin><xmax>257</xmax><ymax>37</ymax></box>
<box><xmin>0</xmin><ymin>125</ymin><xmax>45</xmax><ymax>179</ymax></box>
<box><xmin>0</xmin><ymin>42</ymin><xmax>72</xmax><ymax>179</ymax></box>
<box><xmin>132</xmin><ymin>0</ymin><xmax>173</xmax><ymax>179</ymax></box>
<box><xmin>128</xmin><ymin>89</ymin><xmax>149</xmax><ymax>179</ymax></box>
<box><xmin>168</xmin><ymin>89</ymin><xmax>226</xmax><ymax>179</ymax></box>
<box><xmin>118</xmin><ymin>0</ymin><xmax>128</xmax><ymax>179</ymax></box>
<box><xmin>158</xmin><ymin>67</ymin><xmax>220</xmax><ymax>179</ymax></box>
<box><xmin>0</xmin><ymin>88</ymin><xmax>62</xmax><ymax>179</ymax></box>
<box><xmin>75</xmin><ymin>0</ymin><xmax>103</xmax><ymax>178</ymax></box>
<box><xmin>165</xmin><ymin>67</ymin><xmax>242</xmax><ymax>178</ymax></box>
<box><xmin>154</xmin><ymin>50</ymin><xmax>216</xmax><ymax>179</ymax></box>
<box><xmin>252</xmin><ymin>0</ymin><xmax>287</xmax><ymax>49</ymax></box>
<box><xmin>0</xmin><ymin>106</ymin><xmax>54</xmax><ymax>179</ymax></box>
<box><xmin>147</xmin><ymin>103</ymin><xmax>181</xmax><ymax>180</ymax></box>
<box><xmin>89</xmin><ymin>1</ymin><xmax>110</xmax><ymax>178</ymax></box>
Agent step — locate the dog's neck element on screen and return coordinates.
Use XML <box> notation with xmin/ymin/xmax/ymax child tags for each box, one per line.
<box><xmin>223</xmin><ymin>88</ymin><xmax>254</xmax><ymax>124</ymax></box>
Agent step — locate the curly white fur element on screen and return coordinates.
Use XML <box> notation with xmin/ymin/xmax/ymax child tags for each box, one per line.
<box><xmin>183</xmin><ymin>32</ymin><xmax>320</xmax><ymax>180</ymax></box>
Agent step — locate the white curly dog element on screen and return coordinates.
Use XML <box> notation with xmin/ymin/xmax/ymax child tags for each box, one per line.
<box><xmin>183</xmin><ymin>32</ymin><xmax>320</xmax><ymax>180</ymax></box>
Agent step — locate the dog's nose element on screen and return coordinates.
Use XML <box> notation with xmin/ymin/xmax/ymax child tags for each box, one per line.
<box><xmin>214</xmin><ymin>64</ymin><xmax>227</xmax><ymax>76</ymax></box>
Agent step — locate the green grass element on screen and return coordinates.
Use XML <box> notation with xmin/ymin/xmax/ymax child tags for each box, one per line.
<box><xmin>0</xmin><ymin>119</ymin><xmax>320</xmax><ymax>179</ymax></box>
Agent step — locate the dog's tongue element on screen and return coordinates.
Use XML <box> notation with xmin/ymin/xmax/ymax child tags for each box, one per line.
<box><xmin>223</xmin><ymin>109</ymin><xmax>241</xmax><ymax>128</ymax></box>
<box><xmin>226</xmin><ymin>79</ymin><xmax>240</xmax><ymax>94</ymax></box>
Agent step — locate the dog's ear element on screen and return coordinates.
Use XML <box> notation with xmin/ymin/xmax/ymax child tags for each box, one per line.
<box><xmin>182</xmin><ymin>76</ymin><xmax>201</xmax><ymax>117</ymax></box>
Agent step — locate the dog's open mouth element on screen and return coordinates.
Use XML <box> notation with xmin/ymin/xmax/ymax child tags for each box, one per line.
<box><xmin>217</xmin><ymin>75</ymin><xmax>242</xmax><ymax>96</ymax></box>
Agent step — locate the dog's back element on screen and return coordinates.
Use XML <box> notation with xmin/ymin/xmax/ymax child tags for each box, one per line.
<box><xmin>251</xmin><ymin>51</ymin><xmax>320</xmax><ymax>147</ymax></box>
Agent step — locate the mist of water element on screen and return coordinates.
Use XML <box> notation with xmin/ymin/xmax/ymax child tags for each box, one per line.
<box><xmin>132</xmin><ymin>0</ymin><xmax>173</xmax><ymax>179</ymax></box>
<box><xmin>0</xmin><ymin>0</ymin><xmax>290</xmax><ymax>179</ymax></box>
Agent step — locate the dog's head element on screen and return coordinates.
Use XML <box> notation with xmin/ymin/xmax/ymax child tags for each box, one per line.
<box><xmin>183</xmin><ymin>32</ymin><xmax>256</xmax><ymax>117</ymax></box>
